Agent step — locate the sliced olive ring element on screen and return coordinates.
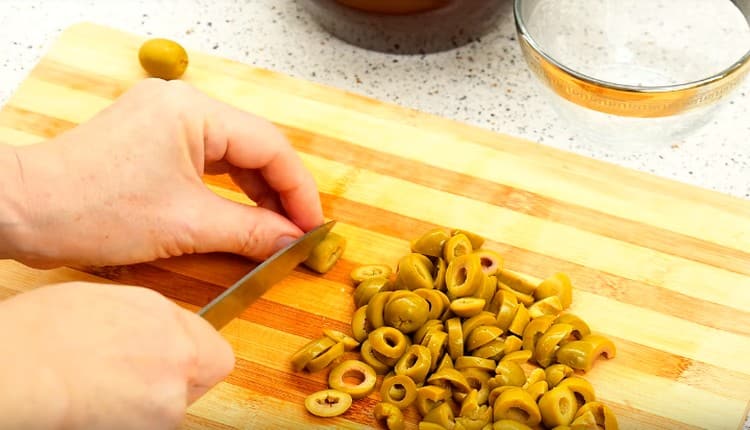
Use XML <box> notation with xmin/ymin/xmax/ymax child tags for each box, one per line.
<box><xmin>328</xmin><ymin>360</ymin><xmax>377</xmax><ymax>399</ymax></box>
<box><xmin>471</xmin><ymin>339</ymin><xmax>506</xmax><ymax>361</ymax></box>
<box><xmin>380</xmin><ymin>374</ymin><xmax>418</xmax><ymax>409</ymax></box>
<box><xmin>521</xmin><ymin>315</ymin><xmax>556</xmax><ymax>356</ymax></box>
<box><xmin>427</xmin><ymin>367</ymin><xmax>472</xmax><ymax>394</ymax></box>
<box><xmin>528</xmin><ymin>295</ymin><xmax>564</xmax><ymax>318</ymax></box>
<box><xmin>499</xmin><ymin>281</ymin><xmax>535</xmax><ymax>307</ymax></box>
<box><xmin>323</xmin><ymin>329</ymin><xmax>360</xmax><ymax>351</ymax></box>
<box><xmin>526</xmin><ymin>380</ymin><xmax>549</xmax><ymax>403</ymax></box>
<box><xmin>360</xmin><ymin>339</ymin><xmax>391</xmax><ymax>375</ymax></box>
<box><xmin>446</xmin><ymin>253</ymin><xmax>484</xmax><ymax>299</ymax></box>
<box><xmin>491</xmin><ymin>361</ymin><xmax>527</xmax><ymax>388</ymax></box>
<box><xmin>395</xmin><ymin>253</ymin><xmax>435</xmax><ymax>291</ymax></box>
<box><xmin>545</xmin><ymin>364</ymin><xmax>575</xmax><ymax>388</ymax></box>
<box><xmin>351</xmin><ymin>305</ymin><xmax>370</xmax><ymax>343</ymax></box>
<box><xmin>494</xmin><ymin>290</ymin><xmax>519</xmax><ymax>330</ymax></box>
<box><xmin>432</xmin><ymin>257</ymin><xmax>448</xmax><ymax>290</ymax></box>
<box><xmin>557</xmin><ymin>377</ymin><xmax>597</xmax><ymax>409</ymax></box>
<box><xmin>574</xmin><ymin>401</ymin><xmax>618</xmax><ymax>430</ymax></box>
<box><xmin>535</xmin><ymin>323</ymin><xmax>575</xmax><ymax>368</ymax></box>
<box><xmin>473</xmin><ymin>249</ymin><xmax>504</xmax><ymax>276</ymax></box>
<box><xmin>353</xmin><ymin>277</ymin><xmax>391</xmax><ymax>308</ymax></box>
<box><xmin>450</xmin><ymin>297</ymin><xmax>487</xmax><ymax>318</ymax></box>
<box><xmin>454</xmin><ymin>356</ymin><xmax>496</xmax><ymax>372</ymax></box>
<box><xmin>554</xmin><ymin>313</ymin><xmax>592</xmax><ymax>337</ymax></box>
<box><xmin>446</xmin><ymin>317</ymin><xmax>465</xmax><ymax>360</ymax></box>
<box><xmin>306</xmin><ymin>341</ymin><xmax>345</xmax><ymax>372</ymax></box>
<box><xmin>395</xmin><ymin>344</ymin><xmax>432</xmax><ymax>384</ymax></box>
<box><xmin>535</xmin><ymin>272</ymin><xmax>573</xmax><ymax>309</ymax></box>
<box><xmin>451</xmin><ymin>228</ymin><xmax>485</xmax><ymax>250</ymax></box>
<box><xmin>465</xmin><ymin>325</ymin><xmax>503</xmax><ymax>352</ymax></box>
<box><xmin>443</xmin><ymin>233</ymin><xmax>474</xmax><ymax>262</ymax></box>
<box><xmin>304</xmin><ymin>389</ymin><xmax>352</xmax><ymax>417</ymax></box>
<box><xmin>555</xmin><ymin>334</ymin><xmax>616</xmax><ymax>372</ymax></box>
<box><xmin>508</xmin><ymin>302</ymin><xmax>531</xmax><ymax>336</ymax></box>
<box><xmin>366</xmin><ymin>291</ymin><xmax>392</xmax><ymax>330</ymax></box>
<box><xmin>539</xmin><ymin>386</ymin><xmax>579</xmax><ymax>427</ymax></box>
<box><xmin>497</xmin><ymin>269</ymin><xmax>537</xmax><ymax>296</ymax></box>
<box><xmin>461</xmin><ymin>311</ymin><xmax>500</xmax><ymax>342</ymax></box>
<box><xmin>412</xmin><ymin>319</ymin><xmax>444</xmax><ymax>345</ymax></box>
<box><xmin>413</xmin><ymin>288</ymin><xmax>449</xmax><ymax>321</ymax></box>
<box><xmin>416</xmin><ymin>385</ymin><xmax>450</xmax><ymax>416</ymax></box>
<box><xmin>421</xmin><ymin>330</ymin><xmax>448</xmax><ymax>372</ymax></box>
<box><xmin>368</xmin><ymin>326</ymin><xmax>408</xmax><ymax>359</ymax></box>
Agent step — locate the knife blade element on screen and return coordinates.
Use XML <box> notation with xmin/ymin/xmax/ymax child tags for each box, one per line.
<box><xmin>198</xmin><ymin>220</ymin><xmax>336</xmax><ymax>330</ymax></box>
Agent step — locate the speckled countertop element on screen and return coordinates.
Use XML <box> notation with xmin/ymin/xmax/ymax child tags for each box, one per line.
<box><xmin>0</xmin><ymin>1</ymin><xmax>749</xmax><ymax>428</ymax></box>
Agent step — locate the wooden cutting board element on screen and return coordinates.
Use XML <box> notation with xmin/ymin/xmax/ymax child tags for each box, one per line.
<box><xmin>1</xmin><ymin>22</ymin><xmax>749</xmax><ymax>430</ymax></box>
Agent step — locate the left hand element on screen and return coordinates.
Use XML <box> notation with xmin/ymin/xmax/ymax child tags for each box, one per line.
<box><xmin>6</xmin><ymin>78</ymin><xmax>323</xmax><ymax>268</ymax></box>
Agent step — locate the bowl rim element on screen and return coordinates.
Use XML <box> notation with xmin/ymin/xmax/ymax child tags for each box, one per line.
<box><xmin>513</xmin><ymin>0</ymin><xmax>750</xmax><ymax>94</ymax></box>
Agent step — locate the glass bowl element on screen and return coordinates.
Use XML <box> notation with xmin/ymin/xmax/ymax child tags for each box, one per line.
<box><xmin>514</xmin><ymin>0</ymin><xmax>750</xmax><ymax>148</ymax></box>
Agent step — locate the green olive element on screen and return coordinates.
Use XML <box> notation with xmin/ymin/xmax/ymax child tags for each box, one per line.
<box><xmin>423</xmin><ymin>402</ymin><xmax>456</xmax><ymax>429</ymax></box>
<box><xmin>555</xmin><ymin>334</ymin><xmax>616</xmax><ymax>372</ymax></box>
<box><xmin>574</xmin><ymin>401</ymin><xmax>618</xmax><ymax>430</ymax></box>
<box><xmin>526</xmin><ymin>380</ymin><xmax>549</xmax><ymax>403</ymax></box>
<box><xmin>507</xmin><ymin>303</ymin><xmax>531</xmax><ymax>336</ymax></box>
<box><xmin>461</xmin><ymin>311</ymin><xmax>499</xmax><ymax>341</ymax></box>
<box><xmin>413</xmin><ymin>288</ymin><xmax>449</xmax><ymax>321</ymax></box>
<box><xmin>456</xmin><ymin>390</ymin><xmax>492</xmax><ymax>429</ymax></box>
<box><xmin>535</xmin><ymin>272</ymin><xmax>573</xmax><ymax>309</ymax></box>
<box><xmin>465</xmin><ymin>325</ymin><xmax>503</xmax><ymax>352</ymax></box>
<box><xmin>528</xmin><ymin>295</ymin><xmax>563</xmax><ymax>319</ymax></box>
<box><xmin>412</xmin><ymin>319</ymin><xmax>444</xmax><ymax>344</ymax></box>
<box><xmin>433</xmin><ymin>257</ymin><xmax>448</xmax><ymax>290</ymax></box>
<box><xmin>394</xmin><ymin>344</ymin><xmax>432</xmax><ymax>384</ymax></box>
<box><xmin>328</xmin><ymin>360</ymin><xmax>377</xmax><ymax>399</ymax></box>
<box><xmin>323</xmin><ymin>329</ymin><xmax>360</xmax><ymax>351</ymax></box>
<box><xmin>353</xmin><ymin>277</ymin><xmax>390</xmax><ymax>308</ymax></box>
<box><xmin>384</xmin><ymin>291</ymin><xmax>430</xmax><ymax>334</ymax></box>
<box><xmin>351</xmin><ymin>305</ymin><xmax>370</xmax><ymax>343</ymax></box>
<box><xmin>535</xmin><ymin>323</ymin><xmax>575</xmax><ymax>368</ymax></box>
<box><xmin>500</xmin><ymin>350</ymin><xmax>533</xmax><ymax>364</ymax></box>
<box><xmin>539</xmin><ymin>386</ymin><xmax>578</xmax><ymax>427</ymax></box>
<box><xmin>368</xmin><ymin>326</ymin><xmax>408</xmax><ymax>359</ymax></box>
<box><xmin>492</xmin><ymin>387</ymin><xmax>542</xmax><ymax>426</ymax></box>
<box><xmin>395</xmin><ymin>253</ymin><xmax>435</xmax><ymax>290</ymax></box>
<box><xmin>419</xmin><ymin>422</ymin><xmax>449</xmax><ymax>430</ymax></box>
<box><xmin>451</xmin><ymin>229</ymin><xmax>485</xmax><ymax>249</ymax></box>
<box><xmin>351</xmin><ymin>264</ymin><xmax>392</xmax><ymax>284</ymax></box>
<box><xmin>460</xmin><ymin>368</ymin><xmax>491</xmax><ymax>405</ymax></box>
<box><xmin>476</xmin><ymin>274</ymin><xmax>498</xmax><ymax>307</ymax></box>
<box><xmin>305</xmin><ymin>341</ymin><xmax>345</xmax><ymax>372</ymax></box>
<box><xmin>427</xmin><ymin>367</ymin><xmax>472</xmax><ymax>394</ymax></box>
<box><xmin>290</xmin><ymin>336</ymin><xmax>335</xmax><ymax>372</ymax></box>
<box><xmin>411</xmin><ymin>228</ymin><xmax>451</xmax><ymax>257</ymax></box>
<box><xmin>302</xmin><ymin>232</ymin><xmax>346</xmax><ymax>274</ymax></box>
<box><xmin>304</xmin><ymin>389</ymin><xmax>352</xmax><ymax>417</ymax></box>
<box><xmin>443</xmin><ymin>233</ymin><xmax>473</xmax><ymax>262</ymax></box>
<box><xmin>473</xmin><ymin>249</ymin><xmax>504</xmax><ymax>276</ymax></box>
<box><xmin>492</xmin><ymin>419</ymin><xmax>533</xmax><ymax>430</ymax></box>
<box><xmin>366</xmin><ymin>291</ymin><xmax>392</xmax><ymax>330</ymax></box>
<box><xmin>491</xmin><ymin>360</ymin><xmax>527</xmax><ymax>388</ymax></box>
<box><xmin>497</xmin><ymin>270</ymin><xmax>537</xmax><ymax>296</ymax></box>
<box><xmin>521</xmin><ymin>315</ymin><xmax>556</xmax><ymax>355</ymax></box>
<box><xmin>380</xmin><ymin>374</ymin><xmax>418</xmax><ymax>409</ymax></box>
<box><xmin>494</xmin><ymin>290</ymin><xmax>519</xmax><ymax>330</ymax></box>
<box><xmin>421</xmin><ymin>330</ymin><xmax>448</xmax><ymax>372</ymax></box>
<box><xmin>554</xmin><ymin>313</ymin><xmax>592</xmax><ymax>338</ymax></box>
<box><xmin>446</xmin><ymin>254</ymin><xmax>484</xmax><ymax>299</ymax></box>
<box><xmin>446</xmin><ymin>317</ymin><xmax>465</xmax><ymax>360</ymax></box>
<box><xmin>416</xmin><ymin>385</ymin><xmax>450</xmax><ymax>416</ymax></box>
<box><xmin>523</xmin><ymin>368</ymin><xmax>547</xmax><ymax>388</ymax></box>
<box><xmin>557</xmin><ymin>377</ymin><xmax>596</xmax><ymax>409</ymax></box>
<box><xmin>545</xmin><ymin>364</ymin><xmax>574</xmax><ymax>388</ymax></box>
<box><xmin>374</xmin><ymin>402</ymin><xmax>406</xmax><ymax>430</ymax></box>
<box><xmin>503</xmin><ymin>335</ymin><xmax>523</xmax><ymax>354</ymax></box>
<box><xmin>360</xmin><ymin>340</ymin><xmax>391</xmax><ymax>375</ymax></box>
<box><xmin>499</xmin><ymin>282</ymin><xmax>535</xmax><ymax>307</ymax></box>
<box><xmin>471</xmin><ymin>339</ymin><xmax>506</xmax><ymax>361</ymax></box>
<box><xmin>454</xmin><ymin>356</ymin><xmax>496</xmax><ymax>372</ymax></box>
<box><xmin>138</xmin><ymin>38</ymin><xmax>189</xmax><ymax>80</ymax></box>
<box><xmin>450</xmin><ymin>297</ymin><xmax>487</xmax><ymax>318</ymax></box>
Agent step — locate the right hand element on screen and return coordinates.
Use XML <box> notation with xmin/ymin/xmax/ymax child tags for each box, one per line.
<box><xmin>0</xmin><ymin>282</ymin><xmax>234</xmax><ymax>430</ymax></box>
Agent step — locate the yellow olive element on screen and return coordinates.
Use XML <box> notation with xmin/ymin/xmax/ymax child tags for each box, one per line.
<box><xmin>446</xmin><ymin>253</ymin><xmax>484</xmax><ymax>299</ymax></box>
<box><xmin>460</xmin><ymin>368</ymin><xmax>492</xmax><ymax>405</ymax></box>
<box><xmin>503</xmin><ymin>335</ymin><xmax>523</xmax><ymax>354</ymax></box>
<box><xmin>499</xmin><ymin>282</ymin><xmax>535</xmax><ymax>307</ymax></box>
<box><xmin>461</xmin><ymin>312</ymin><xmax>500</xmax><ymax>342</ymax></box>
<box><xmin>500</xmin><ymin>350</ymin><xmax>533</xmax><ymax>364</ymax></box>
<box><xmin>471</xmin><ymin>339</ymin><xmax>506</xmax><ymax>361</ymax></box>
<box><xmin>494</xmin><ymin>290</ymin><xmax>519</xmax><ymax>330</ymax></box>
<box><xmin>535</xmin><ymin>272</ymin><xmax>573</xmax><ymax>309</ymax></box>
<box><xmin>492</xmin><ymin>387</ymin><xmax>542</xmax><ymax>427</ymax></box>
<box><xmin>539</xmin><ymin>386</ymin><xmax>578</xmax><ymax>427</ymax></box>
<box><xmin>554</xmin><ymin>313</ymin><xmax>592</xmax><ymax>338</ymax></box>
<box><xmin>414</xmin><ymin>288</ymin><xmax>450</xmax><ymax>321</ymax></box>
<box><xmin>432</xmin><ymin>257</ymin><xmax>448</xmax><ymax>290</ymax></box>
<box><xmin>446</xmin><ymin>317</ymin><xmax>465</xmax><ymax>360</ymax></box>
<box><xmin>521</xmin><ymin>315</ymin><xmax>557</xmax><ymax>356</ymax></box>
<box><xmin>374</xmin><ymin>403</ymin><xmax>405</xmax><ymax>430</ymax></box>
<box><xmin>455</xmin><ymin>356</ymin><xmax>496</xmax><ymax>372</ymax></box>
<box><xmin>555</xmin><ymin>334</ymin><xmax>616</xmax><ymax>372</ymax></box>
<box><xmin>138</xmin><ymin>38</ymin><xmax>189</xmax><ymax>80</ymax></box>
<box><xmin>412</xmin><ymin>319</ymin><xmax>444</xmax><ymax>345</ymax></box>
<box><xmin>528</xmin><ymin>295</ymin><xmax>563</xmax><ymax>319</ymax></box>
<box><xmin>491</xmin><ymin>361</ymin><xmax>527</xmax><ymax>388</ymax></box>
<box><xmin>384</xmin><ymin>291</ymin><xmax>430</xmax><ymax>334</ymax></box>
<box><xmin>427</xmin><ymin>367</ymin><xmax>472</xmax><ymax>394</ymax></box>
<box><xmin>526</xmin><ymin>380</ymin><xmax>549</xmax><ymax>403</ymax></box>
<box><xmin>497</xmin><ymin>270</ymin><xmax>537</xmax><ymax>296</ymax></box>
<box><xmin>574</xmin><ymin>402</ymin><xmax>618</xmax><ymax>430</ymax></box>
<box><xmin>473</xmin><ymin>249</ymin><xmax>504</xmax><ymax>276</ymax></box>
<box><xmin>351</xmin><ymin>264</ymin><xmax>392</xmax><ymax>284</ymax></box>
<box><xmin>328</xmin><ymin>360</ymin><xmax>377</xmax><ymax>399</ymax></box>
<box><xmin>360</xmin><ymin>340</ymin><xmax>391</xmax><ymax>375</ymax></box>
<box><xmin>465</xmin><ymin>325</ymin><xmax>503</xmax><ymax>352</ymax></box>
<box><xmin>451</xmin><ymin>229</ymin><xmax>485</xmax><ymax>249</ymax></box>
<box><xmin>476</xmin><ymin>274</ymin><xmax>498</xmax><ymax>307</ymax></box>
<box><xmin>411</xmin><ymin>228</ymin><xmax>451</xmax><ymax>257</ymax></box>
<box><xmin>305</xmin><ymin>341</ymin><xmax>345</xmax><ymax>372</ymax></box>
<box><xmin>366</xmin><ymin>291</ymin><xmax>392</xmax><ymax>330</ymax></box>
<box><xmin>456</xmin><ymin>389</ymin><xmax>492</xmax><ymax>429</ymax></box>
<box><xmin>304</xmin><ymin>389</ymin><xmax>352</xmax><ymax>417</ymax></box>
<box><xmin>443</xmin><ymin>233</ymin><xmax>473</xmax><ymax>262</ymax></box>
<box><xmin>302</xmin><ymin>232</ymin><xmax>346</xmax><ymax>274</ymax></box>
<box><xmin>523</xmin><ymin>368</ymin><xmax>547</xmax><ymax>387</ymax></box>
<box><xmin>381</xmin><ymin>374</ymin><xmax>418</xmax><ymax>409</ymax></box>
<box><xmin>395</xmin><ymin>253</ymin><xmax>435</xmax><ymax>290</ymax></box>
<box><xmin>421</xmin><ymin>330</ymin><xmax>448</xmax><ymax>372</ymax></box>
<box><xmin>507</xmin><ymin>303</ymin><xmax>531</xmax><ymax>336</ymax></box>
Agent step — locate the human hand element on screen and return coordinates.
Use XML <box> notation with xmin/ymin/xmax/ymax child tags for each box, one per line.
<box><xmin>7</xmin><ymin>78</ymin><xmax>323</xmax><ymax>268</ymax></box>
<box><xmin>0</xmin><ymin>282</ymin><xmax>234</xmax><ymax>430</ymax></box>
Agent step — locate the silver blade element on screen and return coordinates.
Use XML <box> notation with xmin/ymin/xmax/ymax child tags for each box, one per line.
<box><xmin>198</xmin><ymin>220</ymin><xmax>336</xmax><ymax>330</ymax></box>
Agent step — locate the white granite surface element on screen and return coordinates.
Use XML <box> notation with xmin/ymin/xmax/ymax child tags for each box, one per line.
<box><xmin>0</xmin><ymin>1</ymin><xmax>748</xmax><ymax>428</ymax></box>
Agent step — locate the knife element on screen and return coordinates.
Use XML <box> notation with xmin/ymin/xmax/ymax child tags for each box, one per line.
<box><xmin>198</xmin><ymin>220</ymin><xmax>337</xmax><ymax>330</ymax></box>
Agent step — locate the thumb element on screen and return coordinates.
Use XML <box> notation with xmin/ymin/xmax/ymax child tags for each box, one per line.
<box><xmin>190</xmin><ymin>194</ymin><xmax>304</xmax><ymax>261</ymax></box>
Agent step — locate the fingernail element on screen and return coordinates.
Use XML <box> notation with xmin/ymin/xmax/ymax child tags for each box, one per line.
<box><xmin>274</xmin><ymin>235</ymin><xmax>296</xmax><ymax>251</ymax></box>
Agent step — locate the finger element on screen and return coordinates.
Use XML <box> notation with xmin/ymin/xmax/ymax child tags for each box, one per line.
<box><xmin>189</xmin><ymin>191</ymin><xmax>304</xmax><ymax>260</ymax></box>
<box><xmin>175</xmin><ymin>307</ymin><xmax>235</xmax><ymax>404</ymax></box>
<box><xmin>200</xmin><ymin>99</ymin><xmax>324</xmax><ymax>232</ymax></box>
<box><xmin>229</xmin><ymin>168</ymin><xmax>286</xmax><ymax>216</ymax></box>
